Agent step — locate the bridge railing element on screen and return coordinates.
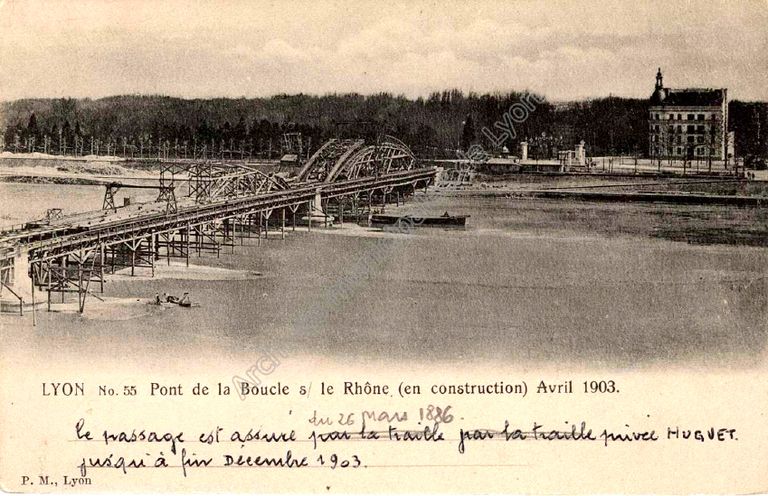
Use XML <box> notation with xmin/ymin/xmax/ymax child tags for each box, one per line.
<box><xmin>0</xmin><ymin>222</ymin><xmax>28</xmax><ymax>234</ymax></box>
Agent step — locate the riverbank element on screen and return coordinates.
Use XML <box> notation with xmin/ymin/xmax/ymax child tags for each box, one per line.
<box><xmin>0</xmin><ymin>153</ymin><xmax>160</xmax><ymax>187</ymax></box>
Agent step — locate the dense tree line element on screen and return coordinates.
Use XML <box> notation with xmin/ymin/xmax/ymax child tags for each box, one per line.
<box><xmin>728</xmin><ymin>101</ymin><xmax>768</xmax><ymax>160</ymax></box>
<box><xmin>1</xmin><ymin>92</ymin><xmax>766</xmax><ymax>160</ymax></box>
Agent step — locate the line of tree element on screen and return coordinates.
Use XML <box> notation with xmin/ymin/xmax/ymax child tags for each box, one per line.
<box><xmin>1</xmin><ymin>92</ymin><xmax>766</xmax><ymax>160</ymax></box>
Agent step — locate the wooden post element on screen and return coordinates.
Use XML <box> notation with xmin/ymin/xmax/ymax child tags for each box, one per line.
<box><xmin>99</xmin><ymin>244</ymin><xmax>105</xmax><ymax>293</ymax></box>
<box><xmin>78</xmin><ymin>262</ymin><xmax>84</xmax><ymax>311</ymax></box>
<box><xmin>232</xmin><ymin>219</ymin><xmax>236</xmax><ymax>254</ymax></box>
<box><xmin>61</xmin><ymin>257</ymin><xmax>67</xmax><ymax>303</ymax></box>
<box><xmin>281</xmin><ymin>209</ymin><xmax>286</xmax><ymax>240</ymax></box>
<box><xmin>131</xmin><ymin>243</ymin><xmax>137</xmax><ymax>276</ymax></box>
<box><xmin>31</xmin><ymin>271</ymin><xmax>36</xmax><ymax>326</ymax></box>
<box><xmin>258</xmin><ymin>213</ymin><xmax>262</xmax><ymax>246</ymax></box>
<box><xmin>339</xmin><ymin>200</ymin><xmax>344</xmax><ymax>229</ymax></box>
<box><xmin>150</xmin><ymin>235</ymin><xmax>156</xmax><ymax>277</ymax></box>
<box><xmin>307</xmin><ymin>200</ymin><xmax>312</xmax><ymax>232</ymax></box>
<box><xmin>47</xmin><ymin>260</ymin><xmax>52</xmax><ymax>311</ymax></box>
<box><xmin>186</xmin><ymin>224</ymin><xmax>191</xmax><ymax>267</ymax></box>
<box><xmin>292</xmin><ymin>208</ymin><xmax>296</xmax><ymax>232</ymax></box>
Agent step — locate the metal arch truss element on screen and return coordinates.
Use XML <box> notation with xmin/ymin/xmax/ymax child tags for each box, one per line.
<box><xmin>297</xmin><ymin>138</ymin><xmax>366</xmax><ymax>182</ymax></box>
<box><xmin>186</xmin><ymin>161</ymin><xmax>290</xmax><ymax>203</ymax></box>
<box><xmin>296</xmin><ymin>136</ymin><xmax>416</xmax><ymax>183</ymax></box>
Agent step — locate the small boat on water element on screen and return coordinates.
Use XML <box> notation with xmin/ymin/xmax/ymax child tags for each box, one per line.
<box><xmin>370</xmin><ymin>211</ymin><xmax>469</xmax><ymax>228</ymax></box>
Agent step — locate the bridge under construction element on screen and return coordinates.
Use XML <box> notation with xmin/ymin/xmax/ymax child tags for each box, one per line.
<box><xmin>0</xmin><ymin>136</ymin><xmax>436</xmax><ymax>318</ymax></box>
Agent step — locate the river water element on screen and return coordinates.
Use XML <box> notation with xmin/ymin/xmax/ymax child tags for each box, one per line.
<box><xmin>1</xmin><ymin>183</ymin><xmax>767</xmax><ymax>368</ymax></box>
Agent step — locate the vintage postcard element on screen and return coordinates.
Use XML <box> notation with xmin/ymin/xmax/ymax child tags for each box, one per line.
<box><xmin>1</xmin><ymin>0</ymin><xmax>767</xmax><ymax>493</ymax></box>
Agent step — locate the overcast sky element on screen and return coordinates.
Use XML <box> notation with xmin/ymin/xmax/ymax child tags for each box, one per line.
<box><xmin>1</xmin><ymin>0</ymin><xmax>766</xmax><ymax>102</ymax></box>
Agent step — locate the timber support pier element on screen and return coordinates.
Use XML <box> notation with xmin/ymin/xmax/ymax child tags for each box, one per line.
<box><xmin>1</xmin><ymin>157</ymin><xmax>436</xmax><ymax>319</ymax></box>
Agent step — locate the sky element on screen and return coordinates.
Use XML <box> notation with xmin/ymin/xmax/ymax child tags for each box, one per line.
<box><xmin>0</xmin><ymin>0</ymin><xmax>766</xmax><ymax>102</ymax></box>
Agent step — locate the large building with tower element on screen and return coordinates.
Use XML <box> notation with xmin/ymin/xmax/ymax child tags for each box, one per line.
<box><xmin>648</xmin><ymin>69</ymin><xmax>728</xmax><ymax>160</ymax></box>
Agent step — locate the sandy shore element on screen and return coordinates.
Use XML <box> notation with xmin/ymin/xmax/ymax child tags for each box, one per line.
<box><xmin>1</xmin><ymin>260</ymin><xmax>262</xmax><ymax>320</ymax></box>
<box><xmin>44</xmin><ymin>296</ymin><xmax>161</xmax><ymax>321</ymax></box>
<box><xmin>111</xmin><ymin>260</ymin><xmax>262</xmax><ymax>281</ymax></box>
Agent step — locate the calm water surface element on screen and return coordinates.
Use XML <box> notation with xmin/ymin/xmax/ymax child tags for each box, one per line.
<box><xmin>2</xmin><ymin>186</ymin><xmax>766</xmax><ymax>368</ymax></box>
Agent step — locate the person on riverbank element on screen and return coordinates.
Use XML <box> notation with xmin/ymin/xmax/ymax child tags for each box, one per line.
<box><xmin>179</xmin><ymin>292</ymin><xmax>190</xmax><ymax>306</ymax></box>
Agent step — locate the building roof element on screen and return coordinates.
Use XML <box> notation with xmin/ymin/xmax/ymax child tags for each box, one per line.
<box><xmin>664</xmin><ymin>88</ymin><xmax>725</xmax><ymax>106</ymax></box>
<box><xmin>651</xmin><ymin>88</ymin><xmax>725</xmax><ymax>107</ymax></box>
<box><xmin>649</xmin><ymin>69</ymin><xmax>726</xmax><ymax>107</ymax></box>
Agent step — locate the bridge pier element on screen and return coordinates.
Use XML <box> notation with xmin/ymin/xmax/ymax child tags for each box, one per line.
<box><xmin>14</xmin><ymin>250</ymin><xmax>32</xmax><ymax>298</ymax></box>
<box><xmin>262</xmin><ymin>210</ymin><xmax>272</xmax><ymax>239</ymax></box>
<box><xmin>289</xmin><ymin>205</ymin><xmax>298</xmax><ymax>231</ymax></box>
<box><xmin>0</xmin><ymin>250</ymin><xmax>32</xmax><ymax>315</ymax></box>
<box><xmin>303</xmin><ymin>191</ymin><xmax>330</xmax><ymax>228</ymax></box>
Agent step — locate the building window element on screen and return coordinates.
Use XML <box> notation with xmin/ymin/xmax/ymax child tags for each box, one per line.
<box><xmin>677</xmin><ymin>114</ymin><xmax>682</xmax><ymax>120</ymax></box>
<box><xmin>697</xmin><ymin>125</ymin><xmax>705</xmax><ymax>132</ymax></box>
<box><xmin>687</xmin><ymin>114</ymin><xmax>694</xmax><ymax>120</ymax></box>
<box><xmin>687</xmin><ymin>136</ymin><xmax>694</xmax><ymax>143</ymax></box>
<box><xmin>677</xmin><ymin>147</ymin><xmax>682</xmax><ymax>155</ymax></box>
<box><xmin>697</xmin><ymin>114</ymin><xmax>705</xmax><ymax>120</ymax></box>
<box><xmin>697</xmin><ymin>136</ymin><xmax>704</xmax><ymax>143</ymax></box>
<box><xmin>687</xmin><ymin>125</ymin><xmax>694</xmax><ymax>132</ymax></box>
<box><xmin>676</xmin><ymin>136</ymin><xmax>681</xmax><ymax>144</ymax></box>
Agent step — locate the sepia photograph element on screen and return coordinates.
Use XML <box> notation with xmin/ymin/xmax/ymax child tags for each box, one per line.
<box><xmin>0</xmin><ymin>0</ymin><xmax>766</xmax><ymax>493</ymax></box>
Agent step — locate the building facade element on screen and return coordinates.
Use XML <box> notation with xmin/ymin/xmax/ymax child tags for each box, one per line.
<box><xmin>648</xmin><ymin>69</ymin><xmax>728</xmax><ymax>160</ymax></box>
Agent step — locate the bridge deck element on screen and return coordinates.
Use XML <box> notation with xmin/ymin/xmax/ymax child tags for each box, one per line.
<box><xmin>2</xmin><ymin>167</ymin><xmax>436</xmax><ymax>263</ymax></box>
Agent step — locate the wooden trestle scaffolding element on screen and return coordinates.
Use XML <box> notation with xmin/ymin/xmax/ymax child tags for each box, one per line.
<box><xmin>25</xmin><ymin>211</ymin><xmax>297</xmax><ymax>314</ymax></box>
<box><xmin>2</xmin><ymin>136</ymin><xmax>435</xmax><ymax>319</ymax></box>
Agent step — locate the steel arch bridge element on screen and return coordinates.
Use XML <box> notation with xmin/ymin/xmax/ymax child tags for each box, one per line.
<box><xmin>296</xmin><ymin>136</ymin><xmax>416</xmax><ymax>183</ymax></box>
<box><xmin>0</xmin><ymin>135</ymin><xmax>436</xmax><ymax>317</ymax></box>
